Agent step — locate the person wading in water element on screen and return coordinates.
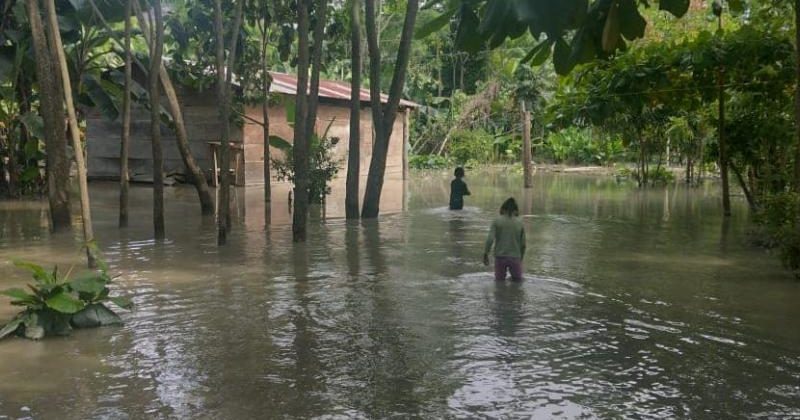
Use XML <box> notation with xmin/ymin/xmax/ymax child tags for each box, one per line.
<box><xmin>449</xmin><ymin>167</ymin><xmax>471</xmax><ymax>210</ymax></box>
<box><xmin>483</xmin><ymin>197</ymin><xmax>526</xmax><ymax>281</ymax></box>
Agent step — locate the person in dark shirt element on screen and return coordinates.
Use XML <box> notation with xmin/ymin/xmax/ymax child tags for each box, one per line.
<box><xmin>449</xmin><ymin>167</ymin><xmax>471</xmax><ymax>210</ymax></box>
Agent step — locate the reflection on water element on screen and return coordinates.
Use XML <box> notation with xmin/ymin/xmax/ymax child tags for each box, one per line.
<box><xmin>0</xmin><ymin>171</ymin><xmax>799</xmax><ymax>418</ymax></box>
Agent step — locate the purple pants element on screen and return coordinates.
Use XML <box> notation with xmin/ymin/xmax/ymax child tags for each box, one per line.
<box><xmin>494</xmin><ymin>256</ymin><xmax>523</xmax><ymax>281</ymax></box>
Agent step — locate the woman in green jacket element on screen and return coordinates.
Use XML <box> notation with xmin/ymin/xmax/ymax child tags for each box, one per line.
<box><xmin>483</xmin><ymin>198</ymin><xmax>526</xmax><ymax>281</ymax></box>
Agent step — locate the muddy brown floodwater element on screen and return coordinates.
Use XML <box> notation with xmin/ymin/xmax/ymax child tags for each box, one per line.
<box><xmin>0</xmin><ymin>170</ymin><xmax>798</xmax><ymax>419</ymax></box>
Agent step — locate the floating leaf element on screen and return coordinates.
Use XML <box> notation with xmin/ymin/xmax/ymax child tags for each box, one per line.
<box><xmin>0</xmin><ymin>318</ymin><xmax>23</xmax><ymax>340</ymax></box>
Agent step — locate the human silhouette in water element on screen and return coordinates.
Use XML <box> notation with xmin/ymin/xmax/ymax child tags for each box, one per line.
<box><xmin>484</xmin><ymin>197</ymin><xmax>527</xmax><ymax>281</ymax></box>
<box><xmin>449</xmin><ymin>167</ymin><xmax>471</xmax><ymax>210</ymax></box>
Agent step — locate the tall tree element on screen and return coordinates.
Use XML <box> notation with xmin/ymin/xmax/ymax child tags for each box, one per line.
<box><xmin>256</xmin><ymin>4</ymin><xmax>273</xmax><ymax>218</ymax></box>
<box><xmin>361</xmin><ymin>0</ymin><xmax>419</xmax><ymax>218</ymax></box>
<box><xmin>292</xmin><ymin>0</ymin><xmax>327</xmax><ymax>241</ymax></box>
<box><xmin>149</xmin><ymin>0</ymin><xmax>165</xmax><ymax>239</ymax></box>
<box><xmin>126</xmin><ymin>0</ymin><xmax>216</xmax><ymax>217</ymax></box>
<box><xmin>24</xmin><ymin>0</ymin><xmax>70</xmax><ymax>231</ymax></box>
<box><xmin>44</xmin><ymin>0</ymin><xmax>96</xmax><ymax>266</ymax></box>
<box><xmin>794</xmin><ymin>0</ymin><xmax>800</xmax><ymax>191</ymax></box>
<box><xmin>214</xmin><ymin>0</ymin><xmax>245</xmax><ymax>245</ymax></box>
<box><xmin>119</xmin><ymin>0</ymin><xmax>132</xmax><ymax>228</ymax></box>
<box><xmin>345</xmin><ymin>0</ymin><xmax>362</xmax><ymax>220</ymax></box>
<box><xmin>292</xmin><ymin>0</ymin><xmax>311</xmax><ymax>242</ymax></box>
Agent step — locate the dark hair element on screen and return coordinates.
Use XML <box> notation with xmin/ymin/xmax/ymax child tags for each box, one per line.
<box><xmin>454</xmin><ymin>167</ymin><xmax>465</xmax><ymax>178</ymax></box>
<box><xmin>500</xmin><ymin>197</ymin><xmax>519</xmax><ymax>216</ymax></box>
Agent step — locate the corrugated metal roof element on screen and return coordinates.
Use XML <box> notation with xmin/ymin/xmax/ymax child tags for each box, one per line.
<box><xmin>269</xmin><ymin>72</ymin><xmax>418</xmax><ymax>108</ymax></box>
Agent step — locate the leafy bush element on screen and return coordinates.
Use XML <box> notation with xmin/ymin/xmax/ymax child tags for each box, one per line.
<box><xmin>755</xmin><ymin>192</ymin><xmax>800</xmax><ymax>275</ymax></box>
<box><xmin>649</xmin><ymin>167</ymin><xmax>675</xmax><ymax>184</ymax></box>
<box><xmin>447</xmin><ymin>129</ymin><xmax>494</xmax><ymax>165</ymax></box>
<box><xmin>541</xmin><ymin>127</ymin><xmax>623</xmax><ymax>165</ymax></box>
<box><xmin>409</xmin><ymin>154</ymin><xmax>454</xmax><ymax>170</ymax></box>
<box><xmin>272</xmin><ymin>123</ymin><xmax>342</xmax><ymax>205</ymax></box>
<box><xmin>0</xmin><ymin>258</ymin><xmax>132</xmax><ymax>340</ymax></box>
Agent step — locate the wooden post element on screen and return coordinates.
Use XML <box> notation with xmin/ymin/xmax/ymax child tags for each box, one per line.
<box><xmin>402</xmin><ymin>109</ymin><xmax>410</xmax><ymax>181</ymax></box>
<box><xmin>521</xmin><ymin>101</ymin><xmax>533</xmax><ymax>189</ymax></box>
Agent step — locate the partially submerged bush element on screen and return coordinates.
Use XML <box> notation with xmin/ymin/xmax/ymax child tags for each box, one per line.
<box><xmin>755</xmin><ymin>192</ymin><xmax>800</xmax><ymax>276</ymax></box>
<box><xmin>0</xmin><ymin>259</ymin><xmax>131</xmax><ymax>340</ymax></box>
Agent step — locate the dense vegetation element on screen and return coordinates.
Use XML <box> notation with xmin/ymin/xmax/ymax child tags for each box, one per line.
<box><xmin>2</xmin><ymin>0</ymin><xmax>800</xmax><ymax>273</ymax></box>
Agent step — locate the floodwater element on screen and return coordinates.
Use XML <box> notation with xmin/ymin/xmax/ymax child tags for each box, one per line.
<box><xmin>0</xmin><ymin>171</ymin><xmax>798</xmax><ymax>419</ymax></box>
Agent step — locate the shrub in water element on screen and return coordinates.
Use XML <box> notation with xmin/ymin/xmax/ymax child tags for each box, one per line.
<box><xmin>0</xmin><ymin>258</ymin><xmax>131</xmax><ymax>340</ymax></box>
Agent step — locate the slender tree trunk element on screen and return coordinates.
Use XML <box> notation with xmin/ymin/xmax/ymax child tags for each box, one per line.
<box><xmin>261</xmin><ymin>24</ymin><xmax>272</xmax><ymax>215</ymax></box>
<box><xmin>730</xmin><ymin>161</ymin><xmax>757</xmax><ymax>211</ymax></box>
<box><xmin>124</xmin><ymin>0</ymin><xmax>215</xmax><ymax>216</ymax></box>
<box><xmin>718</xmin><ymin>66</ymin><xmax>731</xmax><ymax>216</ymax></box>
<box><xmin>149</xmin><ymin>0</ymin><xmax>165</xmax><ymax>240</ymax></box>
<box><xmin>119</xmin><ymin>0</ymin><xmax>132</xmax><ymax>228</ymax></box>
<box><xmin>26</xmin><ymin>0</ymin><xmax>70</xmax><ymax>231</ymax></box>
<box><xmin>293</xmin><ymin>0</ymin><xmax>311</xmax><ymax>242</ymax></box>
<box><xmin>521</xmin><ymin>101</ymin><xmax>533</xmax><ymax>189</ymax></box>
<box><xmin>361</xmin><ymin>0</ymin><xmax>418</xmax><ymax>219</ymax></box>
<box><xmin>214</xmin><ymin>0</ymin><xmax>244</xmax><ymax>245</ymax></box>
<box><xmin>794</xmin><ymin>0</ymin><xmax>800</xmax><ymax>190</ymax></box>
<box><xmin>45</xmin><ymin>0</ymin><xmax>97</xmax><ymax>266</ymax></box>
<box><xmin>346</xmin><ymin>0</ymin><xmax>362</xmax><ymax>220</ymax></box>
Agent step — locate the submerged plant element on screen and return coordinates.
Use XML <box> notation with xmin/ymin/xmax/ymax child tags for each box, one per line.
<box><xmin>0</xmin><ymin>257</ymin><xmax>131</xmax><ymax>340</ymax></box>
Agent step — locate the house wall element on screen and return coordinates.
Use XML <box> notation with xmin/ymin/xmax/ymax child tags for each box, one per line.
<box><xmin>241</xmin><ymin>97</ymin><xmax>408</xmax><ymax>186</ymax></box>
<box><xmin>86</xmin><ymin>87</ymin><xmax>242</xmax><ymax>182</ymax></box>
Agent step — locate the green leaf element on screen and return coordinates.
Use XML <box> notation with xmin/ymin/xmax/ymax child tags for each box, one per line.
<box><xmin>45</xmin><ymin>292</ymin><xmax>85</xmax><ymax>314</ymax></box>
<box><xmin>525</xmin><ymin>41</ymin><xmax>553</xmax><ymax>66</ymax></box>
<box><xmin>108</xmin><ymin>296</ymin><xmax>133</xmax><ymax>310</ymax></box>
<box><xmin>553</xmin><ymin>38</ymin><xmax>574</xmax><ymax>75</ymax></box>
<box><xmin>71</xmin><ymin>304</ymin><xmax>122</xmax><ymax>328</ymax></box>
<box><xmin>602</xmin><ymin>1</ymin><xmax>621</xmax><ymax>52</ymax></box>
<box><xmin>13</xmin><ymin>260</ymin><xmax>53</xmax><ymax>284</ymax></box>
<box><xmin>415</xmin><ymin>7</ymin><xmax>457</xmax><ymax>39</ymax></box>
<box><xmin>69</xmin><ymin>273</ymin><xmax>108</xmax><ymax>295</ymax></box>
<box><xmin>455</xmin><ymin>6</ymin><xmax>484</xmax><ymax>53</ymax></box>
<box><xmin>619</xmin><ymin>0</ymin><xmax>647</xmax><ymax>40</ymax></box>
<box><xmin>0</xmin><ymin>318</ymin><xmax>23</xmax><ymax>339</ymax></box>
<box><xmin>1</xmin><ymin>288</ymin><xmax>33</xmax><ymax>301</ymax></box>
<box><xmin>83</xmin><ymin>74</ymin><xmax>120</xmax><ymax>121</ymax></box>
<box><xmin>269</xmin><ymin>136</ymin><xmax>292</xmax><ymax>151</ymax></box>
<box><xmin>659</xmin><ymin>0</ymin><xmax>690</xmax><ymax>17</ymax></box>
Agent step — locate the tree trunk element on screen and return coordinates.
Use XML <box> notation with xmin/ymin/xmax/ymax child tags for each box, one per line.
<box><xmin>521</xmin><ymin>101</ymin><xmax>533</xmax><ymax>189</ymax></box>
<box><xmin>730</xmin><ymin>161</ymin><xmax>757</xmax><ymax>211</ymax></box>
<box><xmin>214</xmin><ymin>0</ymin><xmax>244</xmax><ymax>245</ymax></box>
<box><xmin>346</xmin><ymin>0</ymin><xmax>362</xmax><ymax>220</ymax></box>
<box><xmin>125</xmin><ymin>0</ymin><xmax>215</xmax><ymax>216</ymax></box>
<box><xmin>261</xmin><ymin>22</ymin><xmax>272</xmax><ymax>217</ymax></box>
<box><xmin>25</xmin><ymin>0</ymin><xmax>70</xmax><ymax>231</ymax></box>
<box><xmin>292</xmin><ymin>0</ymin><xmax>311</xmax><ymax>242</ymax></box>
<box><xmin>361</xmin><ymin>0</ymin><xmax>418</xmax><ymax>219</ymax></box>
<box><xmin>718</xmin><ymin>65</ymin><xmax>731</xmax><ymax>216</ymax></box>
<box><xmin>119</xmin><ymin>0</ymin><xmax>132</xmax><ymax>228</ymax></box>
<box><xmin>45</xmin><ymin>0</ymin><xmax>97</xmax><ymax>266</ymax></box>
<box><xmin>794</xmin><ymin>0</ymin><xmax>800</xmax><ymax>191</ymax></box>
<box><xmin>149</xmin><ymin>0</ymin><xmax>165</xmax><ymax>240</ymax></box>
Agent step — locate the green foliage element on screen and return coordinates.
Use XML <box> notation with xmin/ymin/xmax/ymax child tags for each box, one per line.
<box><xmin>755</xmin><ymin>193</ymin><xmax>800</xmax><ymax>276</ymax></box>
<box><xmin>409</xmin><ymin>154</ymin><xmax>454</xmax><ymax>170</ymax></box>
<box><xmin>447</xmin><ymin>128</ymin><xmax>494</xmax><ymax>165</ymax></box>
<box><xmin>541</xmin><ymin>127</ymin><xmax>623</xmax><ymax>166</ymax></box>
<box><xmin>271</xmin><ymin>115</ymin><xmax>342</xmax><ymax>204</ymax></box>
<box><xmin>0</xmin><ymin>257</ymin><xmax>131</xmax><ymax>340</ymax></box>
<box><xmin>432</xmin><ymin>0</ymin><xmax>690</xmax><ymax>75</ymax></box>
